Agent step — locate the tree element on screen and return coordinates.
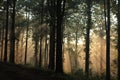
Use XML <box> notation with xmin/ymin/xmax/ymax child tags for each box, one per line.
<box><xmin>32</xmin><ymin>26</ymin><xmax>39</xmax><ymax>66</ymax></box>
<box><xmin>117</xmin><ymin>0</ymin><xmax>120</xmax><ymax>79</ymax></box>
<box><xmin>55</xmin><ymin>0</ymin><xmax>66</xmax><ymax>73</ymax></box>
<box><xmin>48</xmin><ymin>0</ymin><xmax>56</xmax><ymax>70</ymax></box>
<box><xmin>85</xmin><ymin>0</ymin><xmax>92</xmax><ymax>77</ymax></box>
<box><xmin>0</xmin><ymin>2</ymin><xmax>5</xmax><ymax>61</ymax></box>
<box><xmin>24</xmin><ymin>0</ymin><xmax>31</xmax><ymax>65</ymax></box>
<box><xmin>38</xmin><ymin>0</ymin><xmax>44</xmax><ymax>67</ymax></box>
<box><xmin>4</xmin><ymin>0</ymin><xmax>9</xmax><ymax>62</ymax></box>
<box><xmin>106</xmin><ymin>0</ymin><xmax>110</xmax><ymax>79</ymax></box>
<box><xmin>9</xmin><ymin>0</ymin><xmax>16</xmax><ymax>63</ymax></box>
<box><xmin>24</xmin><ymin>8</ymin><xmax>29</xmax><ymax>65</ymax></box>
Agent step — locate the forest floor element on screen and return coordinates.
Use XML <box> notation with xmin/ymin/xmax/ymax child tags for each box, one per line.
<box><xmin>0</xmin><ymin>62</ymin><xmax>75</xmax><ymax>80</ymax></box>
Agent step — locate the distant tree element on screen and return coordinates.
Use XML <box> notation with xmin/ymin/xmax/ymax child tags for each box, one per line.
<box><xmin>39</xmin><ymin>29</ymin><xmax>43</xmax><ymax>67</ymax></box>
<box><xmin>32</xmin><ymin>26</ymin><xmax>39</xmax><ymax>66</ymax></box>
<box><xmin>38</xmin><ymin>0</ymin><xmax>44</xmax><ymax>67</ymax></box>
<box><xmin>0</xmin><ymin>2</ymin><xmax>5</xmax><ymax>61</ymax></box>
<box><xmin>24</xmin><ymin>0</ymin><xmax>31</xmax><ymax>65</ymax></box>
<box><xmin>85</xmin><ymin>0</ymin><xmax>92</xmax><ymax>77</ymax></box>
<box><xmin>24</xmin><ymin>9</ymin><xmax>29</xmax><ymax>65</ymax></box>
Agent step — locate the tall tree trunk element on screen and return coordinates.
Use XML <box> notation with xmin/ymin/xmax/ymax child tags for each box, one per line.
<box><xmin>24</xmin><ymin>11</ymin><xmax>29</xmax><ymax>64</ymax></box>
<box><xmin>75</xmin><ymin>28</ymin><xmax>78</xmax><ymax>71</ymax></box>
<box><xmin>48</xmin><ymin>0</ymin><xmax>56</xmax><ymax>70</ymax></box>
<box><xmin>15</xmin><ymin>40</ymin><xmax>19</xmax><ymax>63</ymax></box>
<box><xmin>100</xmin><ymin>32</ymin><xmax>103</xmax><ymax>72</ymax></box>
<box><xmin>117</xmin><ymin>0</ymin><xmax>120</xmax><ymax>79</ymax></box>
<box><xmin>106</xmin><ymin>0</ymin><xmax>110</xmax><ymax>79</ymax></box>
<box><xmin>39</xmin><ymin>37</ymin><xmax>42</xmax><ymax>67</ymax></box>
<box><xmin>67</xmin><ymin>33</ymin><xmax>72</xmax><ymax>73</ymax></box>
<box><xmin>103</xmin><ymin>0</ymin><xmax>107</xmax><ymax>74</ymax></box>
<box><xmin>9</xmin><ymin>0</ymin><xmax>16</xmax><ymax>63</ymax></box>
<box><xmin>34</xmin><ymin>39</ymin><xmax>38</xmax><ymax>67</ymax></box>
<box><xmin>55</xmin><ymin>0</ymin><xmax>66</xmax><ymax>73</ymax></box>
<box><xmin>44</xmin><ymin>34</ymin><xmax>48</xmax><ymax>68</ymax></box>
<box><xmin>4</xmin><ymin>0</ymin><xmax>9</xmax><ymax>62</ymax></box>
<box><xmin>1</xmin><ymin>19</ymin><xmax>5</xmax><ymax>61</ymax></box>
<box><xmin>85</xmin><ymin>0</ymin><xmax>92</xmax><ymax>77</ymax></box>
<box><xmin>20</xmin><ymin>32</ymin><xmax>24</xmax><ymax>63</ymax></box>
<box><xmin>0</xmin><ymin>23</ymin><xmax>2</xmax><ymax>60</ymax></box>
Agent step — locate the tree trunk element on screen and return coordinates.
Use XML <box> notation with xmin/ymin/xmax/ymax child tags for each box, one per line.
<box><xmin>39</xmin><ymin>37</ymin><xmax>42</xmax><ymax>67</ymax></box>
<box><xmin>67</xmin><ymin>33</ymin><xmax>73</xmax><ymax>73</ymax></box>
<box><xmin>24</xmin><ymin>11</ymin><xmax>29</xmax><ymax>64</ymax></box>
<box><xmin>15</xmin><ymin>40</ymin><xmax>19</xmax><ymax>63</ymax></box>
<box><xmin>106</xmin><ymin>0</ymin><xmax>110</xmax><ymax>79</ymax></box>
<box><xmin>9</xmin><ymin>0</ymin><xmax>16</xmax><ymax>63</ymax></box>
<box><xmin>34</xmin><ymin>39</ymin><xmax>38</xmax><ymax>67</ymax></box>
<box><xmin>117</xmin><ymin>0</ymin><xmax>120</xmax><ymax>79</ymax></box>
<box><xmin>4</xmin><ymin>0</ymin><xmax>9</xmax><ymax>62</ymax></box>
<box><xmin>1</xmin><ymin>19</ymin><xmax>5</xmax><ymax>61</ymax></box>
<box><xmin>85</xmin><ymin>0</ymin><xmax>92</xmax><ymax>77</ymax></box>
<box><xmin>75</xmin><ymin>28</ymin><xmax>78</xmax><ymax>71</ymax></box>
<box><xmin>55</xmin><ymin>0</ymin><xmax>66</xmax><ymax>73</ymax></box>
<box><xmin>48</xmin><ymin>0</ymin><xmax>56</xmax><ymax>70</ymax></box>
<box><xmin>20</xmin><ymin>32</ymin><xmax>24</xmax><ymax>63</ymax></box>
<box><xmin>44</xmin><ymin>34</ymin><xmax>48</xmax><ymax>68</ymax></box>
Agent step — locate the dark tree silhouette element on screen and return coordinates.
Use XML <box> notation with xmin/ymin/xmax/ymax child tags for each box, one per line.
<box><xmin>9</xmin><ymin>0</ymin><xmax>16</xmax><ymax>63</ymax></box>
<box><xmin>85</xmin><ymin>0</ymin><xmax>92</xmax><ymax>77</ymax></box>
<box><xmin>55</xmin><ymin>0</ymin><xmax>66</xmax><ymax>73</ymax></box>
<box><xmin>48</xmin><ymin>0</ymin><xmax>56</xmax><ymax>70</ymax></box>
<box><xmin>24</xmin><ymin>10</ymin><xmax>29</xmax><ymax>65</ymax></box>
<box><xmin>117</xmin><ymin>0</ymin><xmax>120</xmax><ymax>79</ymax></box>
<box><xmin>106</xmin><ymin>0</ymin><xmax>110</xmax><ymax>79</ymax></box>
<box><xmin>39</xmin><ymin>0</ymin><xmax>44</xmax><ymax>67</ymax></box>
<box><xmin>4</xmin><ymin>0</ymin><xmax>9</xmax><ymax>62</ymax></box>
<box><xmin>39</xmin><ymin>36</ymin><xmax>43</xmax><ymax>67</ymax></box>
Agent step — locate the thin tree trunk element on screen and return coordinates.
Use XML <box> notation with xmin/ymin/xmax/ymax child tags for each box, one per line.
<box><xmin>75</xmin><ymin>28</ymin><xmax>78</xmax><ymax>71</ymax></box>
<box><xmin>15</xmin><ymin>40</ymin><xmax>19</xmax><ymax>63</ymax></box>
<box><xmin>34</xmin><ymin>39</ymin><xmax>38</xmax><ymax>67</ymax></box>
<box><xmin>4</xmin><ymin>0</ymin><xmax>9</xmax><ymax>62</ymax></box>
<box><xmin>9</xmin><ymin>0</ymin><xmax>16</xmax><ymax>63</ymax></box>
<box><xmin>106</xmin><ymin>0</ymin><xmax>110</xmax><ymax>79</ymax></box>
<box><xmin>67</xmin><ymin>33</ymin><xmax>73</xmax><ymax>73</ymax></box>
<box><xmin>24</xmin><ymin>11</ymin><xmax>29</xmax><ymax>64</ymax></box>
<box><xmin>85</xmin><ymin>0</ymin><xmax>92</xmax><ymax>77</ymax></box>
<box><xmin>48</xmin><ymin>0</ymin><xmax>56</xmax><ymax>70</ymax></box>
<box><xmin>20</xmin><ymin>32</ymin><xmax>24</xmax><ymax>63</ymax></box>
<box><xmin>100</xmin><ymin>36</ymin><xmax>103</xmax><ymax>72</ymax></box>
<box><xmin>117</xmin><ymin>0</ymin><xmax>120</xmax><ymax>79</ymax></box>
<box><xmin>39</xmin><ymin>37</ymin><xmax>42</xmax><ymax>67</ymax></box>
<box><xmin>44</xmin><ymin>34</ymin><xmax>48</xmax><ymax>68</ymax></box>
<box><xmin>1</xmin><ymin>20</ymin><xmax>5</xmax><ymax>61</ymax></box>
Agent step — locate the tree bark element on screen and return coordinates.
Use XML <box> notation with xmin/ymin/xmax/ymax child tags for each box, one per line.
<box><xmin>9</xmin><ymin>0</ymin><xmax>16</xmax><ymax>63</ymax></box>
<box><xmin>55</xmin><ymin>0</ymin><xmax>66</xmax><ymax>73</ymax></box>
<box><xmin>4</xmin><ymin>0</ymin><xmax>9</xmax><ymax>62</ymax></box>
<box><xmin>48</xmin><ymin>0</ymin><xmax>56</xmax><ymax>70</ymax></box>
<box><xmin>39</xmin><ymin>37</ymin><xmax>42</xmax><ymax>67</ymax></box>
<box><xmin>1</xmin><ymin>18</ymin><xmax>5</xmax><ymax>61</ymax></box>
<box><xmin>106</xmin><ymin>0</ymin><xmax>111</xmax><ymax>79</ymax></box>
<box><xmin>117</xmin><ymin>0</ymin><xmax>120</xmax><ymax>79</ymax></box>
<box><xmin>24</xmin><ymin>11</ymin><xmax>29</xmax><ymax>64</ymax></box>
<box><xmin>85</xmin><ymin>0</ymin><xmax>92</xmax><ymax>77</ymax></box>
<box><xmin>34</xmin><ymin>39</ymin><xmax>38</xmax><ymax>67</ymax></box>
